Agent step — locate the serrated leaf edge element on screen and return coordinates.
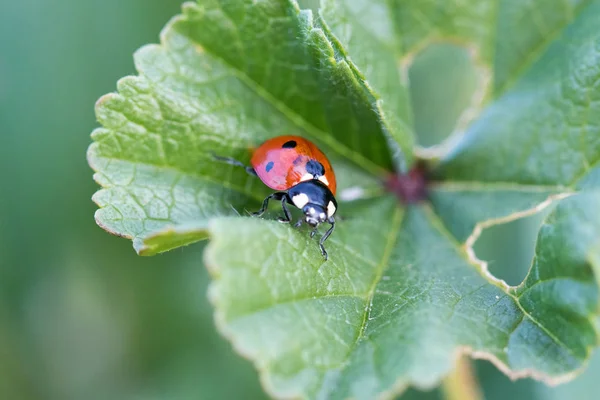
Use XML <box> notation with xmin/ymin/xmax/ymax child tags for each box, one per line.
<box><xmin>203</xmin><ymin>191</ymin><xmax>598</xmax><ymax>399</ymax></box>
<box><xmin>400</xmin><ymin>38</ymin><xmax>491</xmax><ymax>162</ymax></box>
<box><xmin>460</xmin><ymin>191</ymin><xmax>600</xmax><ymax>385</ymax></box>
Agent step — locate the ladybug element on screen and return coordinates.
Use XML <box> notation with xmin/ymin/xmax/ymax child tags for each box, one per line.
<box><xmin>214</xmin><ymin>135</ymin><xmax>337</xmax><ymax>260</ymax></box>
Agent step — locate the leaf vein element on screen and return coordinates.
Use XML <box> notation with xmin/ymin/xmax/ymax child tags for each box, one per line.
<box><xmin>349</xmin><ymin>206</ymin><xmax>404</xmax><ymax>352</ymax></box>
<box><xmin>175</xmin><ymin>14</ymin><xmax>386</xmax><ymax>176</ymax></box>
<box><xmin>92</xmin><ymin>155</ymin><xmax>264</xmax><ymax>203</ymax></box>
<box><xmin>231</xmin><ymin>294</ymin><xmax>365</xmax><ymax>320</ymax></box>
<box><xmin>424</xmin><ymin>203</ymin><xmax>585</xmax><ymax>363</ymax></box>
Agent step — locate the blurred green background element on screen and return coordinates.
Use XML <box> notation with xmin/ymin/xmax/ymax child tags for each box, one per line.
<box><xmin>0</xmin><ymin>1</ymin><xmax>597</xmax><ymax>399</ymax></box>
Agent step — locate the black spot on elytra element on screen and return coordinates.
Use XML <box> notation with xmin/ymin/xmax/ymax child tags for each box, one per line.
<box><xmin>293</xmin><ymin>155</ymin><xmax>303</xmax><ymax>166</ymax></box>
<box><xmin>305</xmin><ymin>159</ymin><xmax>325</xmax><ymax>177</ymax></box>
<box><xmin>282</xmin><ymin>140</ymin><xmax>297</xmax><ymax>148</ymax></box>
<box><xmin>265</xmin><ymin>161</ymin><xmax>274</xmax><ymax>172</ymax></box>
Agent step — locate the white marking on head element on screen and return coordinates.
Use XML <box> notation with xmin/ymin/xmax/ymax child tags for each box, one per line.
<box><xmin>300</xmin><ymin>172</ymin><xmax>314</xmax><ymax>182</ymax></box>
<box><xmin>292</xmin><ymin>193</ymin><xmax>309</xmax><ymax>209</ymax></box>
<box><xmin>319</xmin><ymin>176</ymin><xmax>329</xmax><ymax>186</ymax></box>
<box><xmin>327</xmin><ymin>201</ymin><xmax>336</xmax><ymax>217</ymax></box>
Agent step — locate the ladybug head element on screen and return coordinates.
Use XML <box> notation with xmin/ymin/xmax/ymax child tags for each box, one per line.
<box><xmin>303</xmin><ymin>204</ymin><xmax>328</xmax><ymax>227</ymax></box>
<box><xmin>288</xmin><ymin>180</ymin><xmax>337</xmax><ymax>227</ymax></box>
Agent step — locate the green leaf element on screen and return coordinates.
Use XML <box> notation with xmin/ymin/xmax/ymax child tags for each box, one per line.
<box><xmin>436</xmin><ymin>2</ymin><xmax>600</xmax><ymax>186</ymax></box>
<box><xmin>89</xmin><ymin>0</ymin><xmax>600</xmax><ymax>398</ymax></box>
<box><xmin>428</xmin><ymin>182</ymin><xmax>565</xmax><ymax>242</ymax></box>
<box><xmin>206</xmin><ymin>192</ymin><xmax>599</xmax><ymax>399</ymax></box>
<box><xmin>320</xmin><ymin>0</ymin><xmax>414</xmax><ymax>158</ymax></box>
<box><xmin>88</xmin><ymin>0</ymin><xmax>406</xmax><ymax>254</ymax></box>
<box><xmin>428</xmin><ymin>1</ymin><xmax>600</xmax><ymax>255</ymax></box>
<box><xmin>321</xmin><ymin>0</ymin><xmax>587</xmax><ymax>103</ymax></box>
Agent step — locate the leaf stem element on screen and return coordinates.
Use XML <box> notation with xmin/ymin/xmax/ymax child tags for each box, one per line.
<box><xmin>441</xmin><ymin>356</ymin><xmax>482</xmax><ymax>400</ymax></box>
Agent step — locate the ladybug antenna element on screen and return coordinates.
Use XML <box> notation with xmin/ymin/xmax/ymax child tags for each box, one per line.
<box><xmin>211</xmin><ymin>153</ymin><xmax>257</xmax><ymax>177</ymax></box>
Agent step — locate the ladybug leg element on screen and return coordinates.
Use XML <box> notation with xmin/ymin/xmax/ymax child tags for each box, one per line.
<box><xmin>277</xmin><ymin>196</ymin><xmax>292</xmax><ymax>223</ymax></box>
<box><xmin>212</xmin><ymin>154</ymin><xmax>257</xmax><ymax>176</ymax></box>
<box><xmin>318</xmin><ymin>218</ymin><xmax>335</xmax><ymax>260</ymax></box>
<box><xmin>252</xmin><ymin>192</ymin><xmax>286</xmax><ymax>217</ymax></box>
<box><xmin>294</xmin><ymin>219</ymin><xmax>303</xmax><ymax>228</ymax></box>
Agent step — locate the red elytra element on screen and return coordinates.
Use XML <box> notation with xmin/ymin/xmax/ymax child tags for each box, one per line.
<box><xmin>250</xmin><ymin>135</ymin><xmax>337</xmax><ymax>195</ymax></box>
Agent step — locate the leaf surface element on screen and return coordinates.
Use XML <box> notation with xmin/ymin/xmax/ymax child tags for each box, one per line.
<box><xmin>89</xmin><ymin>0</ymin><xmax>600</xmax><ymax>398</ymax></box>
<box><xmin>206</xmin><ymin>192</ymin><xmax>599</xmax><ymax>399</ymax></box>
<box><xmin>88</xmin><ymin>0</ymin><xmax>401</xmax><ymax>254</ymax></box>
<box><xmin>436</xmin><ymin>2</ymin><xmax>600</xmax><ymax>186</ymax></box>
